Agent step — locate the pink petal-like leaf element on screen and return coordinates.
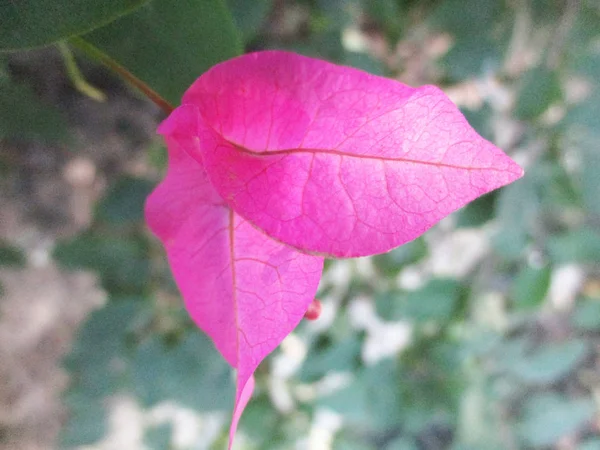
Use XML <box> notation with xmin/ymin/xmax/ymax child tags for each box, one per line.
<box><xmin>145</xmin><ymin>105</ymin><xmax>324</xmax><ymax>447</ymax></box>
<box><xmin>182</xmin><ymin>51</ymin><xmax>524</xmax><ymax>257</ymax></box>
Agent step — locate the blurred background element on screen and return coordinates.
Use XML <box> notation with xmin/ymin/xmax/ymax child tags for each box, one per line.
<box><xmin>1</xmin><ymin>0</ymin><xmax>599</xmax><ymax>449</ymax></box>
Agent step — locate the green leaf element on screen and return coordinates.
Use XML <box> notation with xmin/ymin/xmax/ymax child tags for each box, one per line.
<box><xmin>376</xmin><ymin>279</ymin><xmax>461</xmax><ymax>323</ymax></box>
<box><xmin>572</xmin><ymin>297</ymin><xmax>600</xmax><ymax>331</ymax></box>
<box><xmin>226</xmin><ymin>0</ymin><xmax>271</xmax><ymax>42</ymax></box>
<box><xmin>580</xmin><ymin>139</ymin><xmax>600</xmax><ymax>218</ymax></box>
<box><xmin>0</xmin><ymin>0</ymin><xmax>148</xmax><ymax>51</ymax></box>
<box><xmin>238</xmin><ymin>397</ymin><xmax>284</xmax><ymax>446</ymax></box>
<box><xmin>299</xmin><ymin>336</ymin><xmax>362</xmax><ymax>383</ymax></box>
<box><xmin>319</xmin><ymin>359</ymin><xmax>402</xmax><ymax>432</ymax></box>
<box><xmin>0</xmin><ymin>81</ymin><xmax>69</xmax><ymax>142</ymax></box>
<box><xmin>64</xmin><ymin>301</ymin><xmax>141</xmax><ymax>397</ymax></box>
<box><xmin>493</xmin><ymin>173</ymin><xmax>539</xmax><ymax>260</ymax></box>
<box><xmin>514</xmin><ymin>65</ymin><xmax>562</xmax><ymax>120</ymax></box>
<box><xmin>332</xmin><ymin>435</ymin><xmax>376</xmax><ymax>450</ymax></box>
<box><xmin>547</xmin><ymin>227</ymin><xmax>600</xmax><ymax>263</ymax></box>
<box><xmin>507</xmin><ymin>340</ymin><xmax>588</xmax><ymax>385</ymax></box>
<box><xmin>579</xmin><ymin>439</ymin><xmax>600</xmax><ymax>450</ymax></box>
<box><xmin>62</xmin><ymin>300</ymin><xmax>143</xmax><ymax>446</ymax></box>
<box><xmin>384</xmin><ymin>437</ymin><xmax>418</xmax><ymax>450</ymax></box>
<box><xmin>60</xmin><ymin>391</ymin><xmax>107</xmax><ymax>447</ymax></box>
<box><xmin>510</xmin><ymin>265</ymin><xmax>551</xmax><ymax>310</ymax></box>
<box><xmin>133</xmin><ymin>333</ymin><xmax>233</xmax><ymax>411</ymax></box>
<box><xmin>372</xmin><ymin>237</ymin><xmax>427</xmax><ymax>277</ymax></box>
<box><xmin>54</xmin><ymin>233</ymin><xmax>150</xmax><ymax>294</ymax></box>
<box><xmin>430</xmin><ymin>0</ymin><xmax>508</xmax><ymax>79</ymax></box>
<box><xmin>518</xmin><ymin>394</ymin><xmax>596</xmax><ymax>447</ymax></box>
<box><xmin>144</xmin><ymin>423</ymin><xmax>173</xmax><ymax>450</ymax></box>
<box><xmin>80</xmin><ymin>0</ymin><xmax>242</xmax><ymax>106</ymax></box>
<box><xmin>0</xmin><ymin>242</ymin><xmax>26</xmax><ymax>267</ymax></box>
<box><xmin>96</xmin><ymin>176</ymin><xmax>155</xmax><ymax>226</ymax></box>
<box><xmin>456</xmin><ymin>191</ymin><xmax>497</xmax><ymax>228</ymax></box>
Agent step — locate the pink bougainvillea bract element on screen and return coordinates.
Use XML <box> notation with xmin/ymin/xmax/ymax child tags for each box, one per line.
<box><xmin>145</xmin><ymin>51</ymin><xmax>523</xmax><ymax>448</ymax></box>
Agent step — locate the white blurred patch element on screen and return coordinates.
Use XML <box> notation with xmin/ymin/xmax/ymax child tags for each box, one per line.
<box><xmin>146</xmin><ymin>403</ymin><xmax>224</xmax><ymax>450</ymax></box>
<box><xmin>472</xmin><ymin>291</ymin><xmax>508</xmax><ymax>332</ymax></box>
<box><xmin>269</xmin><ymin>376</ymin><xmax>295</xmax><ymax>414</ymax></box>
<box><xmin>273</xmin><ymin>333</ymin><xmax>308</xmax><ymax>379</ymax></box>
<box><xmin>549</xmin><ymin>264</ymin><xmax>584</xmax><ymax>311</ymax></box>
<box><xmin>295</xmin><ymin>372</ymin><xmax>353</xmax><ymax>404</ymax></box>
<box><xmin>301</xmin><ymin>408</ymin><xmax>343</xmax><ymax>450</ymax></box>
<box><xmin>342</xmin><ymin>27</ymin><xmax>369</xmax><ymax>53</ymax></box>
<box><xmin>397</xmin><ymin>265</ymin><xmax>426</xmax><ymax>290</ymax></box>
<box><xmin>363</xmin><ymin>321</ymin><xmax>412</xmax><ymax>365</ymax></box>
<box><xmin>428</xmin><ymin>228</ymin><xmax>490</xmax><ymax>278</ymax></box>
<box><xmin>82</xmin><ymin>395</ymin><xmax>144</xmax><ymax>450</ymax></box>
<box><xmin>349</xmin><ymin>297</ymin><xmax>412</xmax><ymax>364</ymax></box>
<box><xmin>81</xmin><ymin>396</ymin><xmax>226</xmax><ymax>450</ymax></box>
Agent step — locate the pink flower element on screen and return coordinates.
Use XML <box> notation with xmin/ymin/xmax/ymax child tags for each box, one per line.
<box><xmin>145</xmin><ymin>50</ymin><xmax>523</xmax><ymax>448</ymax></box>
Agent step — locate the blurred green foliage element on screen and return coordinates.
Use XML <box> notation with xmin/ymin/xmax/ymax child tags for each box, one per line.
<box><xmin>0</xmin><ymin>57</ymin><xmax>69</xmax><ymax>142</ymax></box>
<box><xmin>81</xmin><ymin>0</ymin><xmax>242</xmax><ymax>105</ymax></box>
<box><xmin>0</xmin><ymin>0</ymin><xmax>149</xmax><ymax>51</ymax></box>
<box><xmin>1</xmin><ymin>0</ymin><xmax>599</xmax><ymax>449</ymax></box>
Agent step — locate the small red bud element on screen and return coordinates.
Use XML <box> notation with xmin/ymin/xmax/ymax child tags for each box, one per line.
<box><xmin>304</xmin><ymin>299</ymin><xmax>322</xmax><ymax>320</ymax></box>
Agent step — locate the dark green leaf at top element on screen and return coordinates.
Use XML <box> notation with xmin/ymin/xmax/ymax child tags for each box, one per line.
<box><xmin>0</xmin><ymin>0</ymin><xmax>148</xmax><ymax>51</ymax></box>
<box><xmin>81</xmin><ymin>0</ymin><xmax>242</xmax><ymax>106</ymax></box>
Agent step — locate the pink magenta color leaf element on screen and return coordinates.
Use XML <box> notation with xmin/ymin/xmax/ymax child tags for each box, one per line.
<box><xmin>180</xmin><ymin>50</ymin><xmax>524</xmax><ymax>257</ymax></box>
<box><xmin>145</xmin><ymin>105</ymin><xmax>324</xmax><ymax>448</ymax></box>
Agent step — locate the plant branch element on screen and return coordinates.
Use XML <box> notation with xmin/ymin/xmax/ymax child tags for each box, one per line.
<box><xmin>69</xmin><ymin>36</ymin><xmax>174</xmax><ymax>114</ymax></box>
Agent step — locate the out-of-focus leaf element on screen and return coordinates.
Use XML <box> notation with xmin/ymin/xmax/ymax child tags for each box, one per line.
<box><xmin>238</xmin><ymin>397</ymin><xmax>283</xmax><ymax>446</ymax></box>
<box><xmin>430</xmin><ymin>0</ymin><xmax>508</xmax><ymax>79</ymax></box>
<box><xmin>60</xmin><ymin>391</ymin><xmax>107</xmax><ymax>447</ymax></box>
<box><xmin>518</xmin><ymin>394</ymin><xmax>596</xmax><ymax>447</ymax></box>
<box><xmin>343</xmin><ymin>52</ymin><xmax>385</xmax><ymax>75</ymax></box>
<box><xmin>493</xmin><ymin>171</ymin><xmax>539</xmax><ymax>260</ymax></box>
<box><xmin>319</xmin><ymin>359</ymin><xmax>402</xmax><ymax>432</ymax></box>
<box><xmin>376</xmin><ymin>279</ymin><xmax>461</xmax><ymax>322</ymax></box>
<box><xmin>299</xmin><ymin>336</ymin><xmax>362</xmax><ymax>382</ymax></box>
<box><xmin>507</xmin><ymin>340</ymin><xmax>588</xmax><ymax>385</ymax></box>
<box><xmin>0</xmin><ymin>242</ymin><xmax>26</xmax><ymax>267</ymax></box>
<box><xmin>572</xmin><ymin>297</ymin><xmax>600</xmax><ymax>331</ymax></box>
<box><xmin>454</xmin><ymin>375</ymin><xmax>506</xmax><ymax>450</ymax></box>
<box><xmin>384</xmin><ymin>437</ymin><xmax>419</xmax><ymax>450</ymax></box>
<box><xmin>133</xmin><ymin>332</ymin><xmax>233</xmax><ymax>411</ymax></box>
<box><xmin>372</xmin><ymin>237</ymin><xmax>427</xmax><ymax>277</ymax></box>
<box><xmin>226</xmin><ymin>0</ymin><xmax>271</xmax><ymax>42</ymax></box>
<box><xmin>333</xmin><ymin>435</ymin><xmax>376</xmax><ymax>450</ymax></box>
<box><xmin>510</xmin><ymin>265</ymin><xmax>551</xmax><ymax>310</ymax></box>
<box><xmin>0</xmin><ymin>81</ymin><xmax>69</xmax><ymax>142</ymax></box>
<box><xmin>96</xmin><ymin>176</ymin><xmax>154</xmax><ymax>226</ymax></box>
<box><xmin>54</xmin><ymin>233</ymin><xmax>150</xmax><ymax>294</ymax></box>
<box><xmin>456</xmin><ymin>191</ymin><xmax>497</xmax><ymax>228</ymax></box>
<box><xmin>566</xmin><ymin>91</ymin><xmax>600</xmax><ymax>131</ymax></box>
<box><xmin>64</xmin><ymin>301</ymin><xmax>141</xmax><ymax>397</ymax></box>
<box><xmin>143</xmin><ymin>423</ymin><xmax>172</xmax><ymax>450</ymax></box>
<box><xmin>0</xmin><ymin>0</ymin><xmax>148</xmax><ymax>51</ymax></box>
<box><xmin>579</xmin><ymin>439</ymin><xmax>600</xmax><ymax>450</ymax></box>
<box><xmin>514</xmin><ymin>65</ymin><xmax>562</xmax><ymax>120</ymax></box>
<box><xmin>363</xmin><ymin>0</ymin><xmax>404</xmax><ymax>44</ymax></box>
<box><xmin>461</xmin><ymin>104</ymin><xmax>494</xmax><ymax>142</ymax></box>
<box><xmin>547</xmin><ymin>227</ymin><xmax>600</xmax><ymax>263</ymax></box>
<box><xmin>580</xmin><ymin>141</ymin><xmax>600</xmax><ymax>218</ymax></box>
<box><xmin>399</xmin><ymin>338</ymin><xmax>464</xmax><ymax>432</ymax></box>
<box><xmin>61</xmin><ymin>301</ymin><xmax>143</xmax><ymax>447</ymax></box>
<box><xmin>530</xmin><ymin>0</ymin><xmax>565</xmax><ymax>25</ymax></box>
<box><xmin>80</xmin><ymin>0</ymin><xmax>242</xmax><ymax>106</ymax></box>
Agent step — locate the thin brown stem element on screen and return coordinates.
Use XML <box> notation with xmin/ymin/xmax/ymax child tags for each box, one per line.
<box><xmin>68</xmin><ymin>36</ymin><xmax>174</xmax><ymax>114</ymax></box>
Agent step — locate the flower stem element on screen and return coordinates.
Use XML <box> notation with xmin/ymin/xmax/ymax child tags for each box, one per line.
<box><xmin>68</xmin><ymin>36</ymin><xmax>174</xmax><ymax>114</ymax></box>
